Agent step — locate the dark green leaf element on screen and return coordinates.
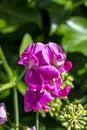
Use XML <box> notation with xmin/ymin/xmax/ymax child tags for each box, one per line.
<box><xmin>0</xmin><ymin>0</ymin><xmax>42</xmax><ymax>33</ymax></box>
<box><xmin>0</xmin><ymin>89</ymin><xmax>11</xmax><ymax>99</ymax></box>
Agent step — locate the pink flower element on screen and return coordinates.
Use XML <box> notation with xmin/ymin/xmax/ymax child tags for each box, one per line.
<box><xmin>0</xmin><ymin>103</ymin><xmax>7</xmax><ymax>125</ymax></box>
<box><xmin>18</xmin><ymin>42</ymin><xmax>72</xmax><ymax>112</ymax></box>
<box><xmin>24</xmin><ymin>66</ymin><xmax>71</xmax><ymax>112</ymax></box>
<box><xmin>30</xmin><ymin>126</ymin><xmax>36</xmax><ymax>130</ymax></box>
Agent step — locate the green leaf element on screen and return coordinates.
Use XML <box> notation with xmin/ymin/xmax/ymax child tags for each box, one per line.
<box><xmin>19</xmin><ymin>33</ymin><xmax>33</xmax><ymax>55</ymax></box>
<box><xmin>62</xmin><ymin>17</ymin><xmax>87</xmax><ymax>57</ymax></box>
<box><xmin>0</xmin><ymin>19</ymin><xmax>7</xmax><ymax>29</ymax></box>
<box><xmin>66</xmin><ymin>17</ymin><xmax>87</xmax><ymax>33</ymax></box>
<box><xmin>0</xmin><ymin>126</ymin><xmax>4</xmax><ymax>130</ymax></box>
<box><xmin>17</xmin><ymin>81</ymin><xmax>27</xmax><ymax>95</ymax></box>
<box><xmin>40</xmin><ymin>123</ymin><xmax>46</xmax><ymax>130</ymax></box>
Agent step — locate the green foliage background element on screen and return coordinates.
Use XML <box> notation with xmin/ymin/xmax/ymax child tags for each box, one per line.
<box><xmin>0</xmin><ymin>0</ymin><xmax>87</xmax><ymax>130</ymax></box>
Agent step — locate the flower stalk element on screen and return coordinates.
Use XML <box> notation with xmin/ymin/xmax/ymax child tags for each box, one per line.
<box><xmin>0</xmin><ymin>47</ymin><xmax>13</xmax><ymax>80</ymax></box>
<box><xmin>0</xmin><ymin>81</ymin><xmax>13</xmax><ymax>92</ymax></box>
<box><xmin>36</xmin><ymin>111</ymin><xmax>39</xmax><ymax>130</ymax></box>
<box><xmin>13</xmin><ymin>86</ymin><xmax>19</xmax><ymax>130</ymax></box>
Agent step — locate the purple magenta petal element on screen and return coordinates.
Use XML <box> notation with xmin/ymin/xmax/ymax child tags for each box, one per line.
<box><xmin>18</xmin><ymin>53</ymin><xmax>38</xmax><ymax>69</ymax></box>
<box><xmin>23</xmin><ymin>42</ymin><xmax>45</xmax><ymax>54</ymax></box>
<box><xmin>40</xmin><ymin>90</ymin><xmax>54</xmax><ymax>105</ymax></box>
<box><xmin>25</xmin><ymin>69</ymin><xmax>43</xmax><ymax>91</ymax></box>
<box><xmin>51</xmin><ymin>76</ymin><xmax>62</xmax><ymax>97</ymax></box>
<box><xmin>30</xmin><ymin>126</ymin><xmax>36</xmax><ymax>130</ymax></box>
<box><xmin>18</xmin><ymin>42</ymin><xmax>45</xmax><ymax>69</ymax></box>
<box><xmin>47</xmin><ymin>42</ymin><xmax>63</xmax><ymax>55</ymax></box>
<box><xmin>37</xmin><ymin>65</ymin><xmax>58</xmax><ymax>81</ymax></box>
<box><xmin>0</xmin><ymin>103</ymin><xmax>7</xmax><ymax>125</ymax></box>
<box><xmin>33</xmin><ymin>103</ymin><xmax>41</xmax><ymax>112</ymax></box>
<box><xmin>58</xmin><ymin>61</ymin><xmax>72</xmax><ymax>73</ymax></box>
<box><xmin>52</xmin><ymin>53</ymin><xmax>66</xmax><ymax>67</ymax></box>
<box><xmin>24</xmin><ymin>88</ymin><xmax>43</xmax><ymax>112</ymax></box>
<box><xmin>24</xmin><ymin>88</ymin><xmax>53</xmax><ymax>112</ymax></box>
<box><xmin>58</xmin><ymin>86</ymin><xmax>71</xmax><ymax>98</ymax></box>
<box><xmin>33</xmin><ymin>90</ymin><xmax>54</xmax><ymax>111</ymax></box>
<box><xmin>36</xmin><ymin>45</ymin><xmax>53</xmax><ymax>65</ymax></box>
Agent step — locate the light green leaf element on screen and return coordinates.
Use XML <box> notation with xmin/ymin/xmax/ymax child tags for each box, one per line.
<box><xmin>62</xmin><ymin>17</ymin><xmax>87</xmax><ymax>57</ymax></box>
<box><xmin>19</xmin><ymin>33</ymin><xmax>33</xmax><ymax>55</ymax></box>
<box><xmin>1</xmin><ymin>26</ymin><xmax>17</xmax><ymax>33</ymax></box>
<box><xmin>17</xmin><ymin>81</ymin><xmax>27</xmax><ymax>95</ymax></box>
<box><xmin>66</xmin><ymin>17</ymin><xmax>87</xmax><ymax>33</ymax></box>
<box><xmin>0</xmin><ymin>19</ymin><xmax>7</xmax><ymax>29</ymax></box>
<box><xmin>62</xmin><ymin>32</ymin><xmax>87</xmax><ymax>56</ymax></box>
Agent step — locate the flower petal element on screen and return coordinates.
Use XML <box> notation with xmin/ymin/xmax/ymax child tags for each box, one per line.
<box><xmin>23</xmin><ymin>42</ymin><xmax>45</xmax><ymax>54</ymax></box>
<box><xmin>47</xmin><ymin>42</ymin><xmax>63</xmax><ymax>55</ymax></box>
<box><xmin>51</xmin><ymin>76</ymin><xmax>62</xmax><ymax>97</ymax></box>
<box><xmin>40</xmin><ymin>90</ymin><xmax>54</xmax><ymax>105</ymax></box>
<box><xmin>18</xmin><ymin>42</ymin><xmax>45</xmax><ymax>69</ymax></box>
<box><xmin>0</xmin><ymin>103</ymin><xmax>7</xmax><ymax>125</ymax></box>
<box><xmin>33</xmin><ymin>90</ymin><xmax>54</xmax><ymax>111</ymax></box>
<box><xmin>25</xmin><ymin>69</ymin><xmax>43</xmax><ymax>91</ymax></box>
<box><xmin>24</xmin><ymin>88</ymin><xmax>43</xmax><ymax>112</ymax></box>
<box><xmin>37</xmin><ymin>65</ymin><xmax>58</xmax><ymax>81</ymax></box>
<box><xmin>58</xmin><ymin>61</ymin><xmax>72</xmax><ymax>73</ymax></box>
<box><xmin>36</xmin><ymin>45</ymin><xmax>52</xmax><ymax>65</ymax></box>
<box><xmin>30</xmin><ymin>126</ymin><xmax>36</xmax><ymax>130</ymax></box>
<box><xmin>58</xmin><ymin>86</ymin><xmax>71</xmax><ymax>98</ymax></box>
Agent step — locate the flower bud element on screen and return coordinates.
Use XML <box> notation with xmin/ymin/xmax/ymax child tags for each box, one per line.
<box><xmin>0</xmin><ymin>103</ymin><xmax>7</xmax><ymax>125</ymax></box>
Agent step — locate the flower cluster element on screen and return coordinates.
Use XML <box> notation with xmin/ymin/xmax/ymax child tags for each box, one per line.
<box><xmin>61</xmin><ymin>73</ymin><xmax>74</xmax><ymax>89</ymax></box>
<box><xmin>59</xmin><ymin>101</ymin><xmax>87</xmax><ymax>130</ymax></box>
<box><xmin>18</xmin><ymin>42</ymin><xmax>72</xmax><ymax>112</ymax></box>
<box><xmin>0</xmin><ymin>103</ymin><xmax>7</xmax><ymax>125</ymax></box>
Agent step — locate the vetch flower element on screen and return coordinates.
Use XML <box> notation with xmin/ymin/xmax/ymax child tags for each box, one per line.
<box><xmin>0</xmin><ymin>103</ymin><xmax>7</xmax><ymax>125</ymax></box>
<box><xmin>24</xmin><ymin>67</ymin><xmax>71</xmax><ymax>112</ymax></box>
<box><xmin>18</xmin><ymin>42</ymin><xmax>72</xmax><ymax>112</ymax></box>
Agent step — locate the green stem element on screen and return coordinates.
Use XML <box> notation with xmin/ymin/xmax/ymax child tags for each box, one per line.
<box><xmin>0</xmin><ymin>82</ymin><xmax>13</xmax><ymax>92</ymax></box>
<box><xmin>3</xmin><ymin>124</ymin><xmax>12</xmax><ymax>130</ymax></box>
<box><xmin>13</xmin><ymin>87</ymin><xmax>19</xmax><ymax>130</ymax></box>
<box><xmin>36</xmin><ymin>111</ymin><xmax>39</xmax><ymax>130</ymax></box>
<box><xmin>0</xmin><ymin>47</ymin><xmax>13</xmax><ymax>80</ymax></box>
<box><xmin>0</xmin><ymin>47</ymin><xmax>19</xmax><ymax>130</ymax></box>
<box><xmin>16</xmin><ymin>69</ymin><xmax>26</xmax><ymax>84</ymax></box>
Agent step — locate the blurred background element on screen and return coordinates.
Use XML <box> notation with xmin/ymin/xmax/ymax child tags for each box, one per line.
<box><xmin>0</xmin><ymin>0</ymin><xmax>87</xmax><ymax>130</ymax></box>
